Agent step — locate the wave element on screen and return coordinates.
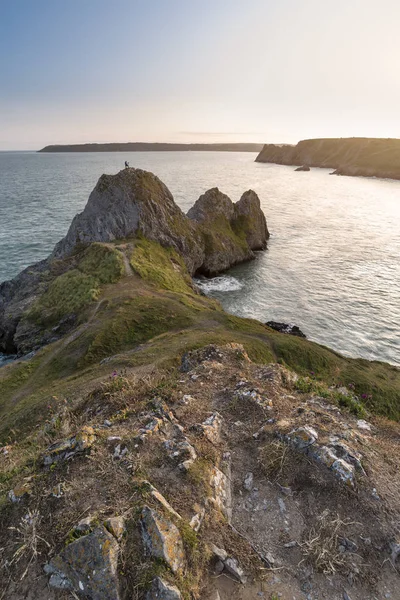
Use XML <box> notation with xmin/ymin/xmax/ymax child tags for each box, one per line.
<box><xmin>195</xmin><ymin>275</ymin><xmax>244</xmax><ymax>293</ymax></box>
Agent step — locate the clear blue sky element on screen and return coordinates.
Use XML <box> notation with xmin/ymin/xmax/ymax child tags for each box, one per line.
<box><xmin>1</xmin><ymin>0</ymin><xmax>400</xmax><ymax>149</ymax></box>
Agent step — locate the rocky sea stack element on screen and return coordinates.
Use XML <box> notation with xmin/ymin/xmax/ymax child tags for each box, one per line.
<box><xmin>0</xmin><ymin>168</ymin><xmax>268</xmax><ymax>354</ymax></box>
<box><xmin>0</xmin><ymin>168</ymin><xmax>399</xmax><ymax>600</ymax></box>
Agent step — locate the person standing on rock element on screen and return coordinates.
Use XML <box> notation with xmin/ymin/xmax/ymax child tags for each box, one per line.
<box><xmin>125</xmin><ymin>161</ymin><xmax>129</xmax><ymax>168</ymax></box>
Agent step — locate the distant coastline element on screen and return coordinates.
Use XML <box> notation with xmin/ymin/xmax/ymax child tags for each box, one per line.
<box><xmin>38</xmin><ymin>142</ymin><xmax>263</xmax><ymax>153</ymax></box>
<box><xmin>255</xmin><ymin>137</ymin><xmax>400</xmax><ymax>181</ymax></box>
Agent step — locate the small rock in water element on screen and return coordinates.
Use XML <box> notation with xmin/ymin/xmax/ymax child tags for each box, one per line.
<box><xmin>294</xmin><ymin>165</ymin><xmax>311</xmax><ymax>172</ymax></box>
<box><xmin>266</xmin><ymin>321</ymin><xmax>306</xmax><ymax>338</ymax></box>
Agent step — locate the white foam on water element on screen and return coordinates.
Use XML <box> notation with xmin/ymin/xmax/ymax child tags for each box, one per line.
<box><xmin>0</xmin><ymin>353</ymin><xmax>16</xmax><ymax>368</ymax></box>
<box><xmin>195</xmin><ymin>275</ymin><xmax>244</xmax><ymax>293</ymax></box>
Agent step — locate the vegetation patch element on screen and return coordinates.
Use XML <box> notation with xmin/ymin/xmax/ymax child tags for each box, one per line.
<box><xmin>28</xmin><ymin>269</ymin><xmax>100</xmax><ymax>325</ymax></box>
<box><xmin>82</xmin><ymin>294</ymin><xmax>196</xmax><ymax>365</ymax></box>
<box><xmin>130</xmin><ymin>238</ymin><xmax>193</xmax><ymax>293</ymax></box>
<box><xmin>78</xmin><ymin>243</ymin><xmax>124</xmax><ymax>283</ymax></box>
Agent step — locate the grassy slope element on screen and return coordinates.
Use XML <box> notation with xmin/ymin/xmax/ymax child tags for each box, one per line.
<box><xmin>0</xmin><ymin>240</ymin><xmax>399</xmax><ymax>443</ymax></box>
<box><xmin>256</xmin><ymin>137</ymin><xmax>400</xmax><ymax>175</ymax></box>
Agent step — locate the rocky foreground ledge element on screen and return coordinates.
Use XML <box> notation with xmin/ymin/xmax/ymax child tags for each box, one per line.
<box><xmin>255</xmin><ymin>137</ymin><xmax>400</xmax><ymax>180</ymax></box>
<box><xmin>0</xmin><ymin>168</ymin><xmax>268</xmax><ymax>354</ymax></box>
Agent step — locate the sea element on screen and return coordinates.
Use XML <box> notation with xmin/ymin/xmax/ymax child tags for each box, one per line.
<box><xmin>0</xmin><ymin>151</ymin><xmax>399</xmax><ymax>367</ymax></box>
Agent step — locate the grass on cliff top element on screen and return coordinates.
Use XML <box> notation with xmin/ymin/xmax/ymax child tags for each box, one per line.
<box><xmin>27</xmin><ymin>269</ymin><xmax>100</xmax><ymax>326</ymax></box>
<box><xmin>1</xmin><ymin>239</ymin><xmax>399</xmax><ymax>441</ymax></box>
<box><xmin>27</xmin><ymin>244</ymin><xmax>124</xmax><ymax>326</ymax></box>
<box><xmin>130</xmin><ymin>238</ymin><xmax>193</xmax><ymax>294</ymax></box>
<box><xmin>78</xmin><ymin>243</ymin><xmax>125</xmax><ymax>284</ymax></box>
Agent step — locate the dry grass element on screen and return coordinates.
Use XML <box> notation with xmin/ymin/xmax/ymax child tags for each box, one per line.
<box><xmin>300</xmin><ymin>510</ymin><xmax>360</xmax><ymax>575</ymax></box>
<box><xmin>6</xmin><ymin>509</ymin><xmax>50</xmax><ymax>581</ymax></box>
<box><xmin>258</xmin><ymin>439</ymin><xmax>290</xmax><ymax>481</ymax></box>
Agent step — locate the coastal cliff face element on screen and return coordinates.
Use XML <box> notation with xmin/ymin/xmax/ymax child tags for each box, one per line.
<box><xmin>0</xmin><ymin>168</ymin><xmax>268</xmax><ymax>354</ymax></box>
<box><xmin>255</xmin><ymin>137</ymin><xmax>400</xmax><ymax>180</ymax></box>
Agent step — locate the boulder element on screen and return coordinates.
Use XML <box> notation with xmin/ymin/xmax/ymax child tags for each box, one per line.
<box><xmin>208</xmin><ymin>466</ymin><xmax>232</xmax><ymax>521</ymax></box>
<box><xmin>287</xmin><ymin>426</ymin><xmax>318</xmax><ymax>450</ymax></box>
<box><xmin>200</xmin><ymin>412</ymin><xmax>223</xmax><ymax>444</ymax></box>
<box><xmin>104</xmin><ymin>516</ymin><xmax>126</xmax><ymax>541</ymax></box>
<box><xmin>44</xmin><ymin>526</ymin><xmax>120</xmax><ymax>599</ymax></box>
<box><xmin>224</xmin><ymin>557</ymin><xmax>247</xmax><ymax>584</ymax></box>
<box><xmin>141</xmin><ymin>506</ymin><xmax>185</xmax><ymax>574</ymax></box>
<box><xmin>43</xmin><ymin>426</ymin><xmax>95</xmax><ymax>465</ymax></box>
<box><xmin>147</xmin><ymin>577</ymin><xmax>182</xmax><ymax>600</ymax></box>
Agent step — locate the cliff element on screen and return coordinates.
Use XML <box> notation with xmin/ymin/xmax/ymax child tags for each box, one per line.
<box><xmin>255</xmin><ymin>137</ymin><xmax>400</xmax><ymax>180</ymax></box>
<box><xmin>0</xmin><ymin>168</ymin><xmax>399</xmax><ymax>600</ymax></box>
<box><xmin>38</xmin><ymin>142</ymin><xmax>263</xmax><ymax>153</ymax></box>
<box><xmin>0</xmin><ymin>168</ymin><xmax>268</xmax><ymax>354</ymax></box>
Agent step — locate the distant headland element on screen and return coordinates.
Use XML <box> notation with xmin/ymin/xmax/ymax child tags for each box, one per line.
<box><xmin>38</xmin><ymin>142</ymin><xmax>263</xmax><ymax>153</ymax></box>
<box><xmin>255</xmin><ymin>137</ymin><xmax>400</xmax><ymax>180</ymax></box>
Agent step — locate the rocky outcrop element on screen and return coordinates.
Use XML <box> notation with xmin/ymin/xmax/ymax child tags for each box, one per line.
<box><xmin>187</xmin><ymin>187</ymin><xmax>269</xmax><ymax>275</ymax></box>
<box><xmin>140</xmin><ymin>506</ymin><xmax>185</xmax><ymax>574</ymax></box>
<box><xmin>146</xmin><ymin>577</ymin><xmax>182</xmax><ymax>600</ymax></box>
<box><xmin>52</xmin><ymin>169</ymin><xmax>204</xmax><ymax>275</ymax></box>
<box><xmin>44</xmin><ymin>526</ymin><xmax>120</xmax><ymax>599</ymax></box>
<box><xmin>255</xmin><ymin>137</ymin><xmax>400</xmax><ymax>180</ymax></box>
<box><xmin>266</xmin><ymin>321</ymin><xmax>306</xmax><ymax>337</ymax></box>
<box><xmin>43</xmin><ymin>426</ymin><xmax>96</xmax><ymax>465</ymax></box>
<box><xmin>0</xmin><ymin>168</ymin><xmax>268</xmax><ymax>354</ymax></box>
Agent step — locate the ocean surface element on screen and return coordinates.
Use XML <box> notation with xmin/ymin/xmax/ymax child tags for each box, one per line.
<box><xmin>0</xmin><ymin>151</ymin><xmax>399</xmax><ymax>367</ymax></box>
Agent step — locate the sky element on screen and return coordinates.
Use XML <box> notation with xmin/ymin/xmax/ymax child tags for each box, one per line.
<box><xmin>1</xmin><ymin>0</ymin><xmax>400</xmax><ymax>150</ymax></box>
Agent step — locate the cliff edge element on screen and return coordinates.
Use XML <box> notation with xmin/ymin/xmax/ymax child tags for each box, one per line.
<box><xmin>255</xmin><ymin>137</ymin><xmax>400</xmax><ymax>180</ymax></box>
<box><xmin>0</xmin><ymin>168</ymin><xmax>268</xmax><ymax>354</ymax></box>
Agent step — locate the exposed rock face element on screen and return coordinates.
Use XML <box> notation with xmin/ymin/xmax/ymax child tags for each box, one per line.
<box><xmin>43</xmin><ymin>426</ymin><xmax>96</xmax><ymax>465</ymax></box>
<box><xmin>235</xmin><ymin>190</ymin><xmax>269</xmax><ymax>251</ymax></box>
<box><xmin>140</xmin><ymin>506</ymin><xmax>185</xmax><ymax>574</ymax></box>
<box><xmin>44</xmin><ymin>526</ymin><xmax>120</xmax><ymax>599</ymax></box>
<box><xmin>53</xmin><ymin>169</ymin><xmax>204</xmax><ymax>275</ymax></box>
<box><xmin>255</xmin><ymin>137</ymin><xmax>400</xmax><ymax>180</ymax></box>
<box><xmin>187</xmin><ymin>187</ymin><xmax>269</xmax><ymax>275</ymax></box>
<box><xmin>147</xmin><ymin>577</ymin><xmax>182</xmax><ymax>600</ymax></box>
<box><xmin>0</xmin><ymin>169</ymin><xmax>268</xmax><ymax>354</ymax></box>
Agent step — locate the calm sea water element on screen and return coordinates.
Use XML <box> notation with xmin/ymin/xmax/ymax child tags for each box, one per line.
<box><xmin>0</xmin><ymin>151</ymin><xmax>399</xmax><ymax>366</ymax></box>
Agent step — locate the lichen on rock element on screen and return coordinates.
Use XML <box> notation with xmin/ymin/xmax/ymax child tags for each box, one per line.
<box><xmin>44</xmin><ymin>526</ymin><xmax>120</xmax><ymax>599</ymax></box>
<box><xmin>140</xmin><ymin>506</ymin><xmax>185</xmax><ymax>574</ymax></box>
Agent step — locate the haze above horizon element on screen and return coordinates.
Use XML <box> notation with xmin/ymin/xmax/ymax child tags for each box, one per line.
<box><xmin>1</xmin><ymin>0</ymin><xmax>400</xmax><ymax>151</ymax></box>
